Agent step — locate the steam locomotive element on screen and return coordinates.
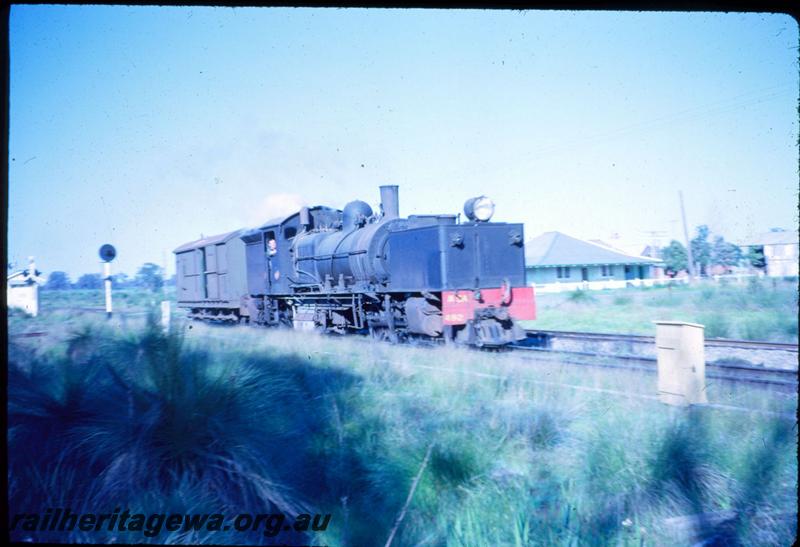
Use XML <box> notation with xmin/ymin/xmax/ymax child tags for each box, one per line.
<box><xmin>174</xmin><ymin>186</ymin><xmax>535</xmax><ymax>346</ymax></box>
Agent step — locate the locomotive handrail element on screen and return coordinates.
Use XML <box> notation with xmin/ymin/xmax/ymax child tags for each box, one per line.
<box><xmin>290</xmin><ymin>226</ymin><xmax>325</xmax><ymax>289</ymax></box>
<box><xmin>328</xmin><ymin>226</ymin><xmax>360</xmax><ymax>288</ymax></box>
<box><xmin>501</xmin><ymin>278</ymin><xmax>512</xmax><ymax>305</ymax></box>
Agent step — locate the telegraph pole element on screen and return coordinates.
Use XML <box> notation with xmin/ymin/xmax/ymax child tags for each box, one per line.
<box><xmin>679</xmin><ymin>191</ymin><xmax>696</xmax><ymax>281</ymax></box>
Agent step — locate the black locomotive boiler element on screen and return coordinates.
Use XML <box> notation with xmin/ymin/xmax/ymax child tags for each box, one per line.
<box><xmin>174</xmin><ymin>186</ymin><xmax>536</xmax><ymax>346</ymax></box>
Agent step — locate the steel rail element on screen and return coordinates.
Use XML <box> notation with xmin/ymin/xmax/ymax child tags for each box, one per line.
<box><xmin>524</xmin><ymin>329</ymin><xmax>798</xmax><ymax>352</ymax></box>
<box><xmin>511</xmin><ymin>345</ymin><xmax>797</xmax><ymax>389</ymax></box>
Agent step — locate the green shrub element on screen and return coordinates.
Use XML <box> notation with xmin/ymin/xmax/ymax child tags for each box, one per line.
<box><xmin>502</xmin><ymin>406</ymin><xmax>565</xmax><ymax>449</ymax></box>
<box><xmin>699</xmin><ymin>313</ymin><xmax>731</xmax><ymax>339</ymax></box>
<box><xmin>746</xmin><ymin>276</ymin><xmax>765</xmax><ymax>295</ymax></box>
<box><xmin>739</xmin><ymin>315</ymin><xmax>779</xmax><ymax>341</ymax></box>
<box><xmin>8</xmin><ymin>319</ymin><xmax>358</xmax><ymax>544</ymax></box>
<box><xmin>612</xmin><ymin>294</ymin><xmax>633</xmax><ymax>306</ymax></box>
<box><xmin>781</xmin><ymin>315</ymin><xmax>798</xmax><ymax>340</ymax></box>
<box><xmin>567</xmin><ymin>290</ymin><xmax>595</xmax><ymax>303</ymax></box>
<box><xmin>696</xmin><ymin>285</ymin><xmax>716</xmax><ymax>303</ymax></box>
<box><xmin>429</xmin><ymin>442</ymin><xmax>486</xmax><ymax>489</ymax></box>
<box><xmin>651</xmin><ymin>292</ymin><xmax>685</xmax><ymax>306</ymax></box>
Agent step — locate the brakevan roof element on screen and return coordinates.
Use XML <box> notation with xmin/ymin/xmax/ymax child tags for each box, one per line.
<box><xmin>525</xmin><ymin>231</ymin><xmax>662</xmax><ymax>267</ymax></box>
<box><xmin>173</xmin><ymin>230</ymin><xmax>244</xmax><ymax>253</ymax></box>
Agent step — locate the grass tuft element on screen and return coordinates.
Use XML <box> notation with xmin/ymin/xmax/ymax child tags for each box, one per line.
<box><xmin>567</xmin><ymin>289</ymin><xmax>596</xmax><ymax>303</ymax></box>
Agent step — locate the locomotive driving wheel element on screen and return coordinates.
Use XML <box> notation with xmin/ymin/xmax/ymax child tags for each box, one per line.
<box><xmin>370</xmin><ymin>327</ymin><xmax>399</xmax><ymax>344</ymax></box>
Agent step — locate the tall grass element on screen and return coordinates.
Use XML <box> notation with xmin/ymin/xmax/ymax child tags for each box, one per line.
<box><xmin>8</xmin><ymin>320</ymin><xmax>798</xmax><ymax>545</ymax></box>
<box><xmin>699</xmin><ymin>312</ymin><xmax>731</xmax><ymax>339</ymax></box>
<box><xmin>524</xmin><ymin>278</ymin><xmax>797</xmax><ymax>342</ymax></box>
<box><xmin>567</xmin><ymin>289</ymin><xmax>596</xmax><ymax>303</ymax></box>
<box><xmin>9</xmin><ymin>317</ymin><xmax>356</xmax><ymax>543</ymax></box>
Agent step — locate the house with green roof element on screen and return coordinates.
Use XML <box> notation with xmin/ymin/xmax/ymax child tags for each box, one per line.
<box><xmin>525</xmin><ymin>231</ymin><xmax>663</xmax><ymax>287</ymax></box>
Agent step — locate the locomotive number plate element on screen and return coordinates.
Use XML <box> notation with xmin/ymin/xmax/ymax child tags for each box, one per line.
<box><xmin>441</xmin><ymin>287</ymin><xmax>536</xmax><ymax>325</ymax></box>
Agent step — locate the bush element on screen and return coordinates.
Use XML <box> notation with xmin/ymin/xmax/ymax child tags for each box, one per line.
<box><xmin>739</xmin><ymin>315</ymin><xmax>780</xmax><ymax>341</ymax></box>
<box><xmin>746</xmin><ymin>276</ymin><xmax>765</xmax><ymax>295</ymax></box>
<box><xmin>781</xmin><ymin>315</ymin><xmax>798</xmax><ymax>340</ymax></box>
<box><xmin>612</xmin><ymin>294</ymin><xmax>633</xmax><ymax>306</ymax></box>
<box><xmin>8</xmin><ymin>319</ymin><xmax>358</xmax><ymax>544</ymax></box>
<box><xmin>567</xmin><ymin>290</ymin><xmax>595</xmax><ymax>303</ymax></box>
<box><xmin>651</xmin><ymin>292</ymin><xmax>685</xmax><ymax>306</ymax></box>
<box><xmin>699</xmin><ymin>312</ymin><xmax>731</xmax><ymax>339</ymax></box>
<box><xmin>696</xmin><ymin>285</ymin><xmax>716</xmax><ymax>303</ymax></box>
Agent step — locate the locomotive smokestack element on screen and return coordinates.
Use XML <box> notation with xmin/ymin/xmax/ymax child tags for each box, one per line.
<box><xmin>380</xmin><ymin>185</ymin><xmax>399</xmax><ymax>220</ymax></box>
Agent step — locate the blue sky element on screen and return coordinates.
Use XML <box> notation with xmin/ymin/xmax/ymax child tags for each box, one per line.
<box><xmin>8</xmin><ymin>7</ymin><xmax>798</xmax><ymax>278</ymax></box>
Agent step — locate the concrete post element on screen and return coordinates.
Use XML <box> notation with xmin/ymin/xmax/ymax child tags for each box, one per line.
<box><xmin>655</xmin><ymin>321</ymin><xmax>707</xmax><ymax>406</ymax></box>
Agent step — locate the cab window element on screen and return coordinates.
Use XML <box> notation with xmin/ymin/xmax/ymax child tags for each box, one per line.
<box><xmin>264</xmin><ymin>231</ymin><xmax>277</xmax><ymax>256</ymax></box>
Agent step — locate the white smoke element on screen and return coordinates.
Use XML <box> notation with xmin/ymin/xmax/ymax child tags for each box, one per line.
<box><xmin>246</xmin><ymin>192</ymin><xmax>307</xmax><ymax>227</ymax></box>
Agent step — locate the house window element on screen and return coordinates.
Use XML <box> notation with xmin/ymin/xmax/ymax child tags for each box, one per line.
<box><xmin>556</xmin><ymin>266</ymin><xmax>571</xmax><ymax>279</ymax></box>
<box><xmin>601</xmin><ymin>265</ymin><xmax>614</xmax><ymax>277</ymax></box>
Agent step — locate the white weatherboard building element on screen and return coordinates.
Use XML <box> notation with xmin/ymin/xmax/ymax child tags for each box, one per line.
<box><xmin>7</xmin><ymin>258</ymin><xmax>43</xmax><ymax>317</ymax></box>
<box><xmin>525</xmin><ymin>231</ymin><xmax>663</xmax><ymax>292</ymax></box>
<box><xmin>739</xmin><ymin>230</ymin><xmax>799</xmax><ymax>277</ymax></box>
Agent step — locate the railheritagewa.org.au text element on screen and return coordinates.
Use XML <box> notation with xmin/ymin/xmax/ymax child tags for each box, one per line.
<box><xmin>11</xmin><ymin>508</ymin><xmax>331</xmax><ymax>538</ymax></box>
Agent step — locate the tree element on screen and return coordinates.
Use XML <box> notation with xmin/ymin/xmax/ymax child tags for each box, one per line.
<box><xmin>711</xmin><ymin>236</ymin><xmax>742</xmax><ymax>271</ymax></box>
<box><xmin>44</xmin><ymin>271</ymin><xmax>71</xmax><ymax>290</ymax></box>
<box><xmin>690</xmin><ymin>225</ymin><xmax>712</xmax><ymax>276</ymax></box>
<box><xmin>74</xmin><ymin>273</ymin><xmax>102</xmax><ymax>290</ymax></box>
<box><xmin>745</xmin><ymin>246</ymin><xmax>766</xmax><ymax>270</ymax></box>
<box><xmin>136</xmin><ymin>263</ymin><xmax>164</xmax><ymax>292</ymax></box>
<box><xmin>112</xmin><ymin>272</ymin><xmax>131</xmax><ymax>288</ymax></box>
<box><xmin>660</xmin><ymin>240</ymin><xmax>689</xmax><ymax>277</ymax></box>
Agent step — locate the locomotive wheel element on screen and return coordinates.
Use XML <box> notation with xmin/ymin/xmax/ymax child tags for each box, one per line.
<box><xmin>370</xmin><ymin>327</ymin><xmax>399</xmax><ymax>344</ymax></box>
<box><xmin>370</xmin><ymin>327</ymin><xmax>389</xmax><ymax>342</ymax></box>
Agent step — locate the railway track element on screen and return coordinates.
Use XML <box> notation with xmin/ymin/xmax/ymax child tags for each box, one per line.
<box><xmin>511</xmin><ymin>344</ymin><xmax>797</xmax><ymax>389</ymax></box>
<box><xmin>519</xmin><ymin>329</ymin><xmax>798</xmax><ymax>389</ymax></box>
<box><xmin>524</xmin><ymin>329</ymin><xmax>799</xmax><ymax>352</ymax></box>
<box><xmin>9</xmin><ymin>325</ymin><xmax>798</xmax><ymax>389</ymax></box>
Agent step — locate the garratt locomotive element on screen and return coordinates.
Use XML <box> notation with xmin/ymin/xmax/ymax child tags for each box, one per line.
<box><xmin>174</xmin><ymin>186</ymin><xmax>535</xmax><ymax>346</ymax></box>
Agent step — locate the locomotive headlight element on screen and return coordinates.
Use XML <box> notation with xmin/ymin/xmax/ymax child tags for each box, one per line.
<box><xmin>464</xmin><ymin>196</ymin><xmax>495</xmax><ymax>222</ymax></box>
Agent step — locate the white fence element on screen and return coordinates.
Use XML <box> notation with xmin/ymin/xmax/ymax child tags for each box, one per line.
<box><xmin>533</xmin><ymin>273</ymin><xmax>763</xmax><ymax>294</ymax></box>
